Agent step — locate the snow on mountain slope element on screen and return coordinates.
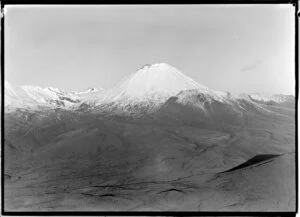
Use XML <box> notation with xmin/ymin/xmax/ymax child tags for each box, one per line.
<box><xmin>21</xmin><ymin>85</ymin><xmax>80</xmax><ymax>105</ymax></box>
<box><xmin>5</xmin><ymin>81</ymin><xmax>33</xmax><ymax>109</ymax></box>
<box><xmin>4</xmin><ymin>81</ymin><xmax>104</xmax><ymax>112</ymax></box>
<box><xmin>5</xmin><ymin>81</ymin><xmax>20</xmax><ymax>107</ymax></box>
<box><xmin>91</xmin><ymin>63</ymin><xmax>213</xmax><ymax>114</ymax></box>
<box><xmin>156</xmin><ymin>89</ymin><xmax>244</xmax><ymax>126</ymax></box>
<box><xmin>248</xmin><ymin>93</ymin><xmax>294</xmax><ymax>104</ymax></box>
<box><xmin>103</xmin><ymin>63</ymin><xmax>209</xmax><ymax>103</ymax></box>
<box><xmin>93</xmin><ymin>62</ymin><xmax>275</xmax><ymax>117</ymax></box>
<box><xmin>5</xmin><ymin>81</ymin><xmax>18</xmax><ymax>97</ymax></box>
<box><xmin>4</xmin><ymin>63</ymin><xmax>294</xmax><ymax>116</ymax></box>
<box><xmin>154</xmin><ymin>87</ymin><xmax>290</xmax><ymax>127</ymax></box>
<box><xmin>237</xmin><ymin>93</ymin><xmax>295</xmax><ymax>110</ymax></box>
<box><xmin>75</xmin><ymin>87</ymin><xmax>103</xmax><ymax>95</ymax></box>
<box><xmin>75</xmin><ymin>89</ymin><xmax>107</xmax><ymax>111</ymax></box>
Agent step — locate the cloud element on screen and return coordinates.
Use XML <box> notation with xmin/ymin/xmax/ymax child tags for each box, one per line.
<box><xmin>240</xmin><ymin>60</ymin><xmax>262</xmax><ymax>72</ymax></box>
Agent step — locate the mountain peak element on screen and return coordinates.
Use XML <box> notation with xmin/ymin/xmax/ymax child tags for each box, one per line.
<box><xmin>103</xmin><ymin>63</ymin><xmax>209</xmax><ymax>102</ymax></box>
<box><xmin>138</xmin><ymin>62</ymin><xmax>171</xmax><ymax>71</ymax></box>
<box><xmin>136</xmin><ymin>62</ymin><xmax>178</xmax><ymax>74</ymax></box>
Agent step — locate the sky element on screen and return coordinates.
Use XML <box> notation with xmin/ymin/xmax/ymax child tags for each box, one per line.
<box><xmin>4</xmin><ymin>5</ymin><xmax>295</xmax><ymax>94</ymax></box>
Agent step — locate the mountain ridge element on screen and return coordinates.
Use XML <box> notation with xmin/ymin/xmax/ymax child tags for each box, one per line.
<box><xmin>4</xmin><ymin>63</ymin><xmax>295</xmax><ymax>114</ymax></box>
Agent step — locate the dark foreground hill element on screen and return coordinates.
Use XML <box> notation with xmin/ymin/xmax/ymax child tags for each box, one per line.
<box><xmin>4</xmin><ymin>98</ymin><xmax>295</xmax><ymax>211</ymax></box>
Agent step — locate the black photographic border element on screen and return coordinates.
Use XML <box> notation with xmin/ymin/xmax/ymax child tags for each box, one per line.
<box><xmin>0</xmin><ymin>1</ymin><xmax>298</xmax><ymax>216</ymax></box>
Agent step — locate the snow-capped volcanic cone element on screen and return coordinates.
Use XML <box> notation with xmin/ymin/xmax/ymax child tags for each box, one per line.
<box><xmin>98</xmin><ymin>63</ymin><xmax>210</xmax><ymax>115</ymax></box>
<box><xmin>104</xmin><ymin>63</ymin><xmax>209</xmax><ymax>102</ymax></box>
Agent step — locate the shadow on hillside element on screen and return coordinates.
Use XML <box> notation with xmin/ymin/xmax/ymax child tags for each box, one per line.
<box><xmin>220</xmin><ymin>154</ymin><xmax>281</xmax><ymax>173</ymax></box>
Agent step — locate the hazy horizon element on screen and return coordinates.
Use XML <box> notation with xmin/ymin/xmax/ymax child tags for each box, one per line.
<box><xmin>4</xmin><ymin>5</ymin><xmax>295</xmax><ymax>95</ymax></box>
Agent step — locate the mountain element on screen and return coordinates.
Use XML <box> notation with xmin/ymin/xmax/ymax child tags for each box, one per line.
<box><xmin>248</xmin><ymin>93</ymin><xmax>294</xmax><ymax>103</ymax></box>
<box><xmin>92</xmin><ymin>63</ymin><xmax>212</xmax><ymax>115</ymax></box>
<box><xmin>247</xmin><ymin>93</ymin><xmax>295</xmax><ymax>109</ymax></box>
<box><xmin>103</xmin><ymin>63</ymin><xmax>208</xmax><ymax>101</ymax></box>
<box><xmin>4</xmin><ymin>64</ymin><xmax>295</xmax><ymax>116</ymax></box>
<box><xmin>94</xmin><ymin>63</ymin><xmax>294</xmax><ymax>117</ymax></box>
<box><xmin>154</xmin><ymin>89</ymin><xmax>285</xmax><ymax>128</ymax></box>
<box><xmin>4</xmin><ymin>81</ymin><xmax>103</xmax><ymax>112</ymax></box>
<box><xmin>4</xmin><ymin>64</ymin><xmax>295</xmax><ymax>211</ymax></box>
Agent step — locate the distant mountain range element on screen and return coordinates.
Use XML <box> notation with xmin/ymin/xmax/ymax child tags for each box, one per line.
<box><xmin>5</xmin><ymin>63</ymin><xmax>295</xmax><ymax>116</ymax></box>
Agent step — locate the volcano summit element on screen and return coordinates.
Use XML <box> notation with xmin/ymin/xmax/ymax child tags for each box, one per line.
<box><xmin>103</xmin><ymin>63</ymin><xmax>209</xmax><ymax>102</ymax></box>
